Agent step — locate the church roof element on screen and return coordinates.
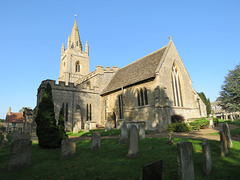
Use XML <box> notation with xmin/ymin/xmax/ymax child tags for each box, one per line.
<box><xmin>5</xmin><ymin>113</ymin><xmax>24</xmax><ymax>123</ymax></box>
<box><xmin>101</xmin><ymin>44</ymin><xmax>168</xmax><ymax>95</ymax></box>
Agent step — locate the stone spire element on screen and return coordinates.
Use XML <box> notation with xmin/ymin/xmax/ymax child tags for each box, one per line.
<box><xmin>61</xmin><ymin>42</ymin><xmax>65</xmax><ymax>56</ymax></box>
<box><xmin>7</xmin><ymin>107</ymin><xmax>11</xmax><ymax>115</ymax></box>
<box><xmin>70</xmin><ymin>19</ymin><xmax>82</xmax><ymax>50</ymax></box>
<box><xmin>85</xmin><ymin>40</ymin><xmax>89</xmax><ymax>56</ymax></box>
<box><xmin>67</xmin><ymin>35</ymin><xmax>71</xmax><ymax>49</ymax></box>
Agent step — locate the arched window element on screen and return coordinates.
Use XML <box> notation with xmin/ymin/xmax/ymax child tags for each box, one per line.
<box><xmin>75</xmin><ymin>61</ymin><xmax>80</xmax><ymax>72</ymax></box>
<box><xmin>137</xmin><ymin>89</ymin><xmax>140</xmax><ymax>106</ymax></box>
<box><xmin>140</xmin><ymin>89</ymin><xmax>144</xmax><ymax>106</ymax></box>
<box><xmin>86</xmin><ymin>104</ymin><xmax>92</xmax><ymax>121</ymax></box>
<box><xmin>172</xmin><ymin>63</ymin><xmax>183</xmax><ymax>107</ymax></box>
<box><xmin>118</xmin><ymin>95</ymin><xmax>124</xmax><ymax>119</ymax></box>
<box><xmin>144</xmin><ymin>88</ymin><xmax>148</xmax><ymax>105</ymax></box>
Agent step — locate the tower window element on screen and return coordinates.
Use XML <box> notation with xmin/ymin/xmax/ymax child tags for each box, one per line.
<box><xmin>75</xmin><ymin>61</ymin><xmax>80</xmax><ymax>72</ymax></box>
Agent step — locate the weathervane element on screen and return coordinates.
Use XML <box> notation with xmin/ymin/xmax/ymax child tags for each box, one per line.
<box><xmin>75</xmin><ymin>14</ymin><xmax>77</xmax><ymax>20</ymax></box>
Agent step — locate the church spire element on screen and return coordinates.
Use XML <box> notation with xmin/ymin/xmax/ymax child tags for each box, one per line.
<box><xmin>61</xmin><ymin>42</ymin><xmax>65</xmax><ymax>56</ymax></box>
<box><xmin>70</xmin><ymin>17</ymin><xmax>82</xmax><ymax>51</ymax></box>
<box><xmin>85</xmin><ymin>40</ymin><xmax>89</xmax><ymax>56</ymax></box>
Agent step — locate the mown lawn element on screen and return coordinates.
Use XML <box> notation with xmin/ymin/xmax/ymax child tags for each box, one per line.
<box><xmin>1</xmin><ymin>137</ymin><xmax>240</xmax><ymax>180</ymax></box>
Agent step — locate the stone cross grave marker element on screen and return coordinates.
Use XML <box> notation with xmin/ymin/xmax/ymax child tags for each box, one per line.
<box><xmin>202</xmin><ymin>139</ymin><xmax>212</xmax><ymax>175</ymax></box>
<box><xmin>91</xmin><ymin>132</ymin><xmax>101</xmax><ymax>150</ymax></box>
<box><xmin>127</xmin><ymin>125</ymin><xmax>139</xmax><ymax>157</ymax></box>
<box><xmin>8</xmin><ymin>139</ymin><xmax>32</xmax><ymax>171</ymax></box>
<box><xmin>220</xmin><ymin>127</ymin><xmax>228</xmax><ymax>157</ymax></box>
<box><xmin>142</xmin><ymin>159</ymin><xmax>163</xmax><ymax>180</ymax></box>
<box><xmin>119</xmin><ymin>122</ymin><xmax>128</xmax><ymax>144</ymax></box>
<box><xmin>61</xmin><ymin>139</ymin><xmax>76</xmax><ymax>160</ymax></box>
<box><xmin>1</xmin><ymin>133</ymin><xmax>9</xmax><ymax>147</ymax></box>
<box><xmin>177</xmin><ymin>141</ymin><xmax>195</xmax><ymax>180</ymax></box>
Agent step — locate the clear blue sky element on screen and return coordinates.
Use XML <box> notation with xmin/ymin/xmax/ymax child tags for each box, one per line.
<box><xmin>0</xmin><ymin>0</ymin><xmax>239</xmax><ymax>119</ymax></box>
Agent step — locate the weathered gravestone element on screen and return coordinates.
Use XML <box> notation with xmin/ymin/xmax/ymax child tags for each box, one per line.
<box><xmin>119</xmin><ymin>123</ymin><xmax>128</xmax><ymax>144</ymax></box>
<box><xmin>12</xmin><ymin>133</ymin><xmax>31</xmax><ymax>142</ymax></box>
<box><xmin>127</xmin><ymin>125</ymin><xmax>139</xmax><ymax>157</ymax></box>
<box><xmin>91</xmin><ymin>132</ymin><xmax>101</xmax><ymax>150</ymax></box>
<box><xmin>222</xmin><ymin>123</ymin><xmax>233</xmax><ymax>148</ymax></box>
<box><xmin>84</xmin><ymin>122</ymin><xmax>90</xmax><ymax>132</ymax></box>
<box><xmin>142</xmin><ymin>159</ymin><xmax>163</xmax><ymax>180</ymax></box>
<box><xmin>139</xmin><ymin>124</ymin><xmax>146</xmax><ymax>139</ymax></box>
<box><xmin>9</xmin><ymin>139</ymin><xmax>32</xmax><ymax>171</ymax></box>
<box><xmin>177</xmin><ymin>141</ymin><xmax>195</xmax><ymax>180</ymax></box>
<box><xmin>73</xmin><ymin>121</ymin><xmax>81</xmax><ymax>134</ymax></box>
<box><xmin>1</xmin><ymin>133</ymin><xmax>9</xmax><ymax>147</ymax></box>
<box><xmin>61</xmin><ymin>139</ymin><xmax>76</xmax><ymax>160</ymax></box>
<box><xmin>220</xmin><ymin>127</ymin><xmax>228</xmax><ymax>157</ymax></box>
<box><xmin>202</xmin><ymin>139</ymin><xmax>212</xmax><ymax>175</ymax></box>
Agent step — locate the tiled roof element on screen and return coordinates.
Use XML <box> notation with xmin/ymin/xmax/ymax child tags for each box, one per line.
<box><xmin>101</xmin><ymin>45</ymin><xmax>168</xmax><ymax>95</ymax></box>
<box><xmin>5</xmin><ymin>113</ymin><xmax>24</xmax><ymax>123</ymax></box>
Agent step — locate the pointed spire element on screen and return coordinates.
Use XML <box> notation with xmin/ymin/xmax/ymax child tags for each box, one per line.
<box><xmin>67</xmin><ymin>35</ymin><xmax>71</xmax><ymax>49</ymax></box>
<box><xmin>8</xmin><ymin>107</ymin><xmax>11</xmax><ymax>115</ymax></box>
<box><xmin>85</xmin><ymin>40</ymin><xmax>89</xmax><ymax>56</ymax></box>
<box><xmin>71</xmin><ymin>17</ymin><xmax>82</xmax><ymax>50</ymax></box>
<box><xmin>61</xmin><ymin>42</ymin><xmax>65</xmax><ymax>56</ymax></box>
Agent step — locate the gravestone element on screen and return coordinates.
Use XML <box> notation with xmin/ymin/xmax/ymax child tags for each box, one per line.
<box><xmin>8</xmin><ymin>139</ymin><xmax>32</xmax><ymax>171</ymax></box>
<box><xmin>91</xmin><ymin>132</ymin><xmax>101</xmax><ymax>150</ymax></box>
<box><xmin>177</xmin><ymin>141</ymin><xmax>195</xmax><ymax>180</ymax></box>
<box><xmin>84</xmin><ymin>122</ymin><xmax>90</xmax><ymax>132</ymax></box>
<box><xmin>12</xmin><ymin>133</ymin><xmax>31</xmax><ymax>142</ymax></box>
<box><xmin>119</xmin><ymin>123</ymin><xmax>128</xmax><ymax>144</ymax></box>
<box><xmin>142</xmin><ymin>159</ymin><xmax>163</xmax><ymax>180</ymax></box>
<box><xmin>209</xmin><ymin>119</ymin><xmax>214</xmax><ymax>128</ymax></box>
<box><xmin>1</xmin><ymin>133</ymin><xmax>9</xmax><ymax>147</ymax></box>
<box><xmin>105</xmin><ymin>120</ymin><xmax>112</xmax><ymax>131</ymax></box>
<box><xmin>202</xmin><ymin>139</ymin><xmax>212</xmax><ymax>175</ymax></box>
<box><xmin>127</xmin><ymin>125</ymin><xmax>139</xmax><ymax>157</ymax></box>
<box><xmin>73</xmin><ymin>121</ymin><xmax>81</xmax><ymax>134</ymax></box>
<box><xmin>139</xmin><ymin>124</ymin><xmax>145</xmax><ymax>139</ymax></box>
<box><xmin>61</xmin><ymin>139</ymin><xmax>76</xmax><ymax>159</ymax></box>
<box><xmin>222</xmin><ymin>123</ymin><xmax>233</xmax><ymax>148</ymax></box>
<box><xmin>220</xmin><ymin>127</ymin><xmax>228</xmax><ymax>157</ymax></box>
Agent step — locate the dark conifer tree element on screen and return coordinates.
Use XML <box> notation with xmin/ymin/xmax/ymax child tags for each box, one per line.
<box><xmin>58</xmin><ymin>105</ymin><xmax>68</xmax><ymax>140</ymax></box>
<box><xmin>35</xmin><ymin>83</ymin><xmax>61</xmax><ymax>148</ymax></box>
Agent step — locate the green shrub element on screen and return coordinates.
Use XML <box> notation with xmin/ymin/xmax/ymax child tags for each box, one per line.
<box><xmin>167</xmin><ymin>122</ymin><xmax>191</xmax><ymax>132</ymax></box>
<box><xmin>189</xmin><ymin>119</ymin><xmax>210</xmax><ymax>129</ymax></box>
<box><xmin>171</xmin><ymin>115</ymin><xmax>184</xmax><ymax>123</ymax></box>
<box><xmin>213</xmin><ymin>118</ymin><xmax>219</xmax><ymax>126</ymax></box>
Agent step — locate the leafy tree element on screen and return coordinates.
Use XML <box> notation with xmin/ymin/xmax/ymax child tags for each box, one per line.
<box><xmin>198</xmin><ymin>92</ymin><xmax>211</xmax><ymax>116</ymax></box>
<box><xmin>35</xmin><ymin>83</ymin><xmax>61</xmax><ymax>148</ymax></box>
<box><xmin>58</xmin><ymin>105</ymin><xmax>68</xmax><ymax>140</ymax></box>
<box><xmin>218</xmin><ymin>64</ymin><xmax>240</xmax><ymax>112</ymax></box>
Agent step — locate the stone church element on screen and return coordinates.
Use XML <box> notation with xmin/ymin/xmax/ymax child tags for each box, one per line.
<box><xmin>36</xmin><ymin>19</ymin><xmax>206</xmax><ymax>132</ymax></box>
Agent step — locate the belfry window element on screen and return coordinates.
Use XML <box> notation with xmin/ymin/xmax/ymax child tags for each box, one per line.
<box><xmin>172</xmin><ymin>63</ymin><xmax>183</xmax><ymax>107</ymax></box>
<box><xmin>75</xmin><ymin>61</ymin><xmax>80</xmax><ymax>72</ymax></box>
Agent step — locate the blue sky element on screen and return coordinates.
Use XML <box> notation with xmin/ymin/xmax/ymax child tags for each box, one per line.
<box><xmin>0</xmin><ymin>0</ymin><xmax>239</xmax><ymax>118</ymax></box>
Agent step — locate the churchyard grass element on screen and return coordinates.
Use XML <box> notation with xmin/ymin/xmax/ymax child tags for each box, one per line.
<box><xmin>1</xmin><ymin>137</ymin><xmax>240</xmax><ymax>179</ymax></box>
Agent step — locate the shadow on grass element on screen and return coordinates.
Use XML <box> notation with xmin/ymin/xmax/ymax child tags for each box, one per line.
<box><xmin>0</xmin><ymin>137</ymin><xmax>240</xmax><ymax>180</ymax></box>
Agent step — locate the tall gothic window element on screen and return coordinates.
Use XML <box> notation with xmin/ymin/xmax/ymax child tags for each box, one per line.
<box><xmin>172</xmin><ymin>63</ymin><xmax>183</xmax><ymax>107</ymax></box>
<box><xmin>86</xmin><ymin>104</ymin><xmax>92</xmax><ymax>121</ymax></box>
<box><xmin>137</xmin><ymin>88</ymin><xmax>148</xmax><ymax>106</ymax></box>
<box><xmin>75</xmin><ymin>61</ymin><xmax>80</xmax><ymax>72</ymax></box>
<box><xmin>118</xmin><ymin>95</ymin><xmax>124</xmax><ymax>119</ymax></box>
<box><xmin>65</xmin><ymin>103</ymin><xmax>68</xmax><ymax>121</ymax></box>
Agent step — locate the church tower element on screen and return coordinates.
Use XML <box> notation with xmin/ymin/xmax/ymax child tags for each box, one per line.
<box><xmin>58</xmin><ymin>18</ymin><xmax>90</xmax><ymax>84</ymax></box>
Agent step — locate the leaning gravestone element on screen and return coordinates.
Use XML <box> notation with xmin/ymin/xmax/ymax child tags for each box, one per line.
<box><xmin>61</xmin><ymin>139</ymin><xmax>76</xmax><ymax>160</ymax></box>
<box><xmin>202</xmin><ymin>139</ymin><xmax>212</xmax><ymax>175</ymax></box>
<box><xmin>139</xmin><ymin>124</ymin><xmax>146</xmax><ymax>139</ymax></box>
<box><xmin>9</xmin><ymin>139</ymin><xmax>32</xmax><ymax>171</ymax></box>
<box><xmin>91</xmin><ymin>132</ymin><xmax>101</xmax><ymax>150</ymax></box>
<box><xmin>220</xmin><ymin>127</ymin><xmax>228</xmax><ymax>157</ymax></box>
<box><xmin>127</xmin><ymin>125</ymin><xmax>139</xmax><ymax>157</ymax></box>
<box><xmin>142</xmin><ymin>159</ymin><xmax>163</xmax><ymax>180</ymax></box>
<box><xmin>222</xmin><ymin>123</ymin><xmax>233</xmax><ymax>148</ymax></box>
<box><xmin>119</xmin><ymin>123</ymin><xmax>128</xmax><ymax>144</ymax></box>
<box><xmin>177</xmin><ymin>141</ymin><xmax>195</xmax><ymax>180</ymax></box>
